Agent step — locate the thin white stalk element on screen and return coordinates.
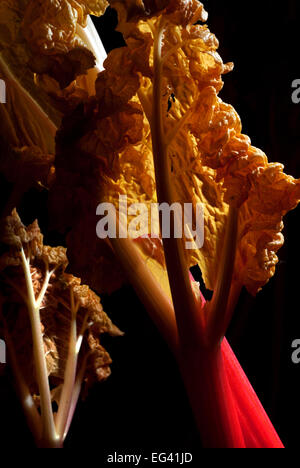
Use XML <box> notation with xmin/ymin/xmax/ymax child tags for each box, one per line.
<box><xmin>76</xmin><ymin>313</ymin><xmax>90</xmax><ymax>355</ymax></box>
<box><xmin>36</xmin><ymin>267</ymin><xmax>55</xmax><ymax>310</ymax></box>
<box><xmin>63</xmin><ymin>354</ymin><xmax>90</xmax><ymax>441</ymax></box>
<box><xmin>76</xmin><ymin>17</ymin><xmax>107</xmax><ymax>71</ymax></box>
<box><xmin>55</xmin><ymin>288</ymin><xmax>79</xmax><ymax>438</ymax></box>
<box><xmin>20</xmin><ymin>248</ymin><xmax>58</xmax><ymax>446</ymax></box>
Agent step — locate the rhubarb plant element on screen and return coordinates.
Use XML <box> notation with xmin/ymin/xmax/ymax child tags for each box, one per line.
<box><xmin>0</xmin><ymin>0</ymin><xmax>300</xmax><ymax>449</ymax></box>
<box><xmin>0</xmin><ymin>210</ymin><xmax>121</xmax><ymax>448</ymax></box>
<box><xmin>50</xmin><ymin>1</ymin><xmax>300</xmax><ymax>448</ymax></box>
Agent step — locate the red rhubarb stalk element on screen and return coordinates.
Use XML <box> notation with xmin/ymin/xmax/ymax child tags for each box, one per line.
<box><xmin>223</xmin><ymin>338</ymin><xmax>284</xmax><ymax>448</ymax></box>
<box><xmin>147</xmin><ymin>20</ymin><xmax>286</xmax><ymax>448</ymax></box>
<box><xmin>180</xmin><ymin>344</ymin><xmax>246</xmax><ymax>448</ymax></box>
<box><xmin>111</xmin><ymin>236</ymin><xmax>284</xmax><ymax>447</ymax></box>
<box><xmin>193</xmin><ymin>275</ymin><xmax>284</xmax><ymax>448</ymax></box>
<box><xmin>151</xmin><ymin>20</ymin><xmax>245</xmax><ymax>447</ymax></box>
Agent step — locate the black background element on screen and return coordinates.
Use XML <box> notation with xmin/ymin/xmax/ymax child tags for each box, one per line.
<box><xmin>1</xmin><ymin>0</ymin><xmax>300</xmax><ymax>452</ymax></box>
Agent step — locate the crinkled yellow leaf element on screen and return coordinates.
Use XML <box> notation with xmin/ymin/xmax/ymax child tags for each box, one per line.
<box><xmin>22</xmin><ymin>0</ymin><xmax>108</xmax><ymax>54</ymax></box>
<box><xmin>50</xmin><ymin>0</ymin><xmax>300</xmax><ymax>297</ymax></box>
<box><xmin>107</xmin><ymin>0</ymin><xmax>300</xmax><ymax>295</ymax></box>
<box><xmin>0</xmin><ymin>0</ymin><xmax>107</xmax><ymax>195</ymax></box>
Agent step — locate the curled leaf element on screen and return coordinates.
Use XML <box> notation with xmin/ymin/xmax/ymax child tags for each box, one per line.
<box><xmin>0</xmin><ymin>0</ymin><xmax>107</xmax><ymax>209</ymax></box>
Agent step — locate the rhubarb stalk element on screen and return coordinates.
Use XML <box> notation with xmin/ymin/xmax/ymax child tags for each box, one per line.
<box><xmin>20</xmin><ymin>248</ymin><xmax>60</xmax><ymax>448</ymax></box>
<box><xmin>151</xmin><ymin>19</ymin><xmax>205</xmax><ymax>348</ymax></box>
<box><xmin>149</xmin><ymin>19</ymin><xmax>245</xmax><ymax>448</ymax></box>
<box><xmin>111</xmin><ymin>234</ymin><xmax>283</xmax><ymax>447</ymax></box>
